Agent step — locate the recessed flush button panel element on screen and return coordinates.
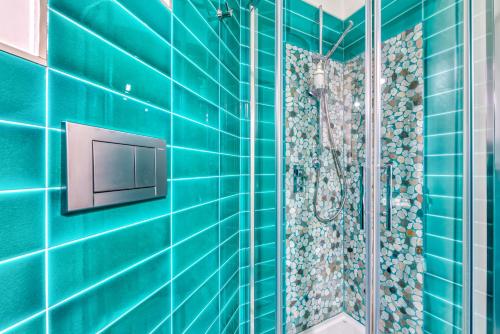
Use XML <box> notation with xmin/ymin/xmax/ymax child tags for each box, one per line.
<box><xmin>135</xmin><ymin>146</ymin><xmax>156</xmax><ymax>188</ymax></box>
<box><xmin>65</xmin><ymin>122</ymin><xmax>167</xmax><ymax>213</ymax></box>
<box><xmin>93</xmin><ymin>142</ymin><xmax>135</xmax><ymax>192</ymax></box>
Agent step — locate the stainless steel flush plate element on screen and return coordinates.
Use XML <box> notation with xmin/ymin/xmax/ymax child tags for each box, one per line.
<box><xmin>65</xmin><ymin>122</ymin><xmax>167</xmax><ymax>213</ymax></box>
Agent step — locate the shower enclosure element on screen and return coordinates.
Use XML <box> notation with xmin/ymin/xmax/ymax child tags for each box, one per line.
<box><xmin>242</xmin><ymin>0</ymin><xmax>497</xmax><ymax>333</ymax></box>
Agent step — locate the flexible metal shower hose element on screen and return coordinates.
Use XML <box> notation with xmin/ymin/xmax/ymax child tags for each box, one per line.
<box><xmin>312</xmin><ymin>80</ymin><xmax>347</xmax><ymax>223</ymax></box>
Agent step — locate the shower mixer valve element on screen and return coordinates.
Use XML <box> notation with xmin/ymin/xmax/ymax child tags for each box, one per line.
<box><xmin>293</xmin><ymin>165</ymin><xmax>306</xmax><ymax>193</ymax></box>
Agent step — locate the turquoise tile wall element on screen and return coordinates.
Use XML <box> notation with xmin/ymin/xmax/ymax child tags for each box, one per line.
<box><xmin>0</xmin><ymin>0</ymin><xmax>242</xmax><ymax>333</ymax></box>
<box><xmin>284</xmin><ymin>0</ymin><xmax>345</xmax><ymax>61</ymax></box>
<box><xmin>423</xmin><ymin>0</ymin><xmax>464</xmax><ymax>333</ymax></box>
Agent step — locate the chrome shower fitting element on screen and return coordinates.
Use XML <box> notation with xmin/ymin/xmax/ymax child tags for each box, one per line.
<box><xmin>217</xmin><ymin>2</ymin><xmax>233</xmax><ymax>20</ymax></box>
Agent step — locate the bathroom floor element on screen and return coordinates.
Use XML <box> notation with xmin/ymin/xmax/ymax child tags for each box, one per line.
<box><xmin>301</xmin><ymin>313</ymin><xmax>365</xmax><ymax>334</ymax></box>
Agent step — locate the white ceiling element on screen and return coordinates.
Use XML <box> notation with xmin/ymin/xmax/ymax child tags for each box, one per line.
<box><xmin>301</xmin><ymin>0</ymin><xmax>365</xmax><ymax>20</ymax></box>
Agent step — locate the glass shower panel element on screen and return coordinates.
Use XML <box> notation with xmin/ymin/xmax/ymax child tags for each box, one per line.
<box><xmin>375</xmin><ymin>0</ymin><xmax>425</xmax><ymax>332</ymax></box>
<box><xmin>282</xmin><ymin>1</ymin><xmax>368</xmax><ymax>332</ymax></box>
<box><xmin>245</xmin><ymin>1</ymin><xmax>279</xmax><ymax>333</ymax></box>
<box><xmin>376</xmin><ymin>0</ymin><xmax>466</xmax><ymax>333</ymax></box>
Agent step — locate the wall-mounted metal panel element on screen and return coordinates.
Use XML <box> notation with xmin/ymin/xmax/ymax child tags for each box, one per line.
<box><xmin>65</xmin><ymin>122</ymin><xmax>167</xmax><ymax>213</ymax></box>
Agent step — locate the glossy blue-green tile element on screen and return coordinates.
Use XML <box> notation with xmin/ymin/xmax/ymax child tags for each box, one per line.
<box><xmin>255</xmin><ymin>263</ymin><xmax>275</xmax><ymax>286</ymax></box>
<box><xmin>425</xmin><ymin>273</ymin><xmax>462</xmax><ymax>304</ymax></box>
<box><xmin>220</xmin><ymin>26</ymin><xmax>240</xmax><ymax>69</ymax></box>
<box><xmin>50</xmin><ymin>0</ymin><xmax>171</xmax><ymax>75</ymax></box>
<box><xmin>172</xmin><ymin>225</ymin><xmax>218</xmax><ymax>276</ymax></box>
<box><xmin>426</xmin><ymin>233</ymin><xmax>462</xmax><ymax>262</ymax></box>
<box><xmin>220</xmin><ymin>175</ymin><xmax>238</xmax><ymax>197</ymax></box>
<box><xmin>172</xmin><ymin>148</ymin><xmax>218</xmax><ymax>179</ymax></box>
<box><xmin>425</xmin><ymin>132</ymin><xmax>463</xmax><ymax>155</ymax></box>
<box><xmin>425</xmin><ymin>89</ymin><xmax>462</xmax><ymax>117</ymax></box>
<box><xmin>426</xmin><ymin>174</ymin><xmax>462</xmax><ymax>197</ymax></box>
<box><xmin>255</xmin><ymin>209</ymin><xmax>276</xmax><ymax>229</ymax></box>
<box><xmin>221</xmin><ymin>89</ymin><xmax>240</xmax><ymax>118</ymax></box>
<box><xmin>425</xmin><ymin>253</ymin><xmax>462</xmax><ymax>285</ymax></box>
<box><xmin>221</xmin><ymin>233</ymin><xmax>238</xmax><ymax>264</ymax></box>
<box><xmin>425</xmin><ymin>193</ymin><xmax>463</xmax><ymax>223</ymax></box>
<box><xmin>220</xmin><ymin>290</ymin><xmax>238</xmax><ymax>332</ymax></box>
<box><xmin>423</xmin><ymin>312</ymin><xmax>462</xmax><ymax>334</ymax></box>
<box><xmin>255</xmin><ymin>293</ymin><xmax>275</xmax><ymax>316</ymax></box>
<box><xmin>173</xmin><ymin>83</ymin><xmax>218</xmax><ymax>127</ymax></box>
<box><xmin>256</xmin><ymin>226</ymin><xmax>276</xmax><ymax>246</ymax></box>
<box><xmin>0</xmin><ymin>51</ymin><xmax>45</xmax><ymax>126</ymax></box>
<box><xmin>151</xmin><ymin>317</ymin><xmax>171</xmax><ymax>334</ymax></box>
<box><xmin>256</xmin><ymin>243</ymin><xmax>276</xmax><ymax>264</ymax></box>
<box><xmin>221</xmin><ymin>250</ymin><xmax>238</xmax><ymax>283</ymax></box>
<box><xmin>0</xmin><ymin>254</ymin><xmax>45</xmax><ymax>331</ymax></box>
<box><xmin>424</xmin><ymin>2</ymin><xmax>462</xmax><ymax>36</ymax></box>
<box><xmin>49</xmin><ymin>216</ymin><xmax>170</xmax><ymax>304</ymax></box>
<box><xmin>172</xmin><ymin>115</ymin><xmax>219</xmax><ymax>152</ymax></box>
<box><xmin>256</xmin><ymin>192</ymin><xmax>276</xmax><ymax>211</ymax></box>
<box><xmin>172</xmin><ymin>273</ymin><xmax>218</xmax><ymax>333</ymax></box>
<box><xmin>220</xmin><ymin>111</ymin><xmax>239</xmax><ymax>136</ymax></box>
<box><xmin>0</xmin><ymin>191</ymin><xmax>45</xmax><ymax>261</ymax></box>
<box><xmin>285</xmin><ymin>0</ymin><xmax>317</xmax><ymax>19</ymax></box>
<box><xmin>0</xmin><ymin>124</ymin><xmax>44</xmax><ymax>190</ymax></box>
<box><xmin>48</xmin><ymin>189</ymin><xmax>170</xmax><ymax>246</ymax></box>
<box><xmin>173</xmin><ymin>18</ymin><xmax>218</xmax><ymax>81</ymax></box>
<box><xmin>48</xmin><ymin>70</ymin><xmax>170</xmax><ymax>139</ymax></box>
<box><xmin>424</xmin><ymin>23</ymin><xmax>463</xmax><ymax>57</ymax></box>
<box><xmin>425</xmin><ymin>46</ymin><xmax>463</xmax><ymax>79</ymax></box>
<box><xmin>426</xmin><ymin>67</ymin><xmax>463</xmax><ymax>96</ymax></box>
<box><xmin>255</xmin><ymin>311</ymin><xmax>275</xmax><ymax>334</ymax></box>
<box><xmin>425</xmin><ymin>214</ymin><xmax>462</xmax><ymax>241</ymax></box>
<box><xmin>49</xmin><ymin>12</ymin><xmax>171</xmax><ymax>109</ymax></box>
<box><xmin>172</xmin><ymin>201</ymin><xmax>218</xmax><ymax>244</ymax></box>
<box><xmin>255</xmin><ymin>157</ymin><xmax>275</xmax><ymax>175</ymax></box>
<box><xmin>172</xmin><ymin>247</ymin><xmax>217</xmax><ymax>308</ymax></box>
<box><xmin>173</xmin><ymin>0</ymin><xmax>219</xmax><ymax>57</ymax></box>
<box><xmin>220</xmin><ymin>68</ymin><xmax>239</xmax><ymax>102</ymax></box>
<box><xmin>221</xmin><ymin>155</ymin><xmax>240</xmax><ymax>175</ymax></box>
<box><xmin>426</xmin><ymin>154</ymin><xmax>462</xmax><ymax>175</ymax></box>
<box><xmin>103</xmin><ymin>284</ymin><xmax>170</xmax><ymax>334</ymax></box>
<box><xmin>221</xmin><ymin>133</ymin><xmax>239</xmax><ymax>155</ymax></box>
<box><xmin>426</xmin><ymin>111</ymin><xmax>462</xmax><ymax>136</ymax></box>
<box><xmin>6</xmin><ymin>313</ymin><xmax>45</xmax><ymax>334</ymax></box>
<box><xmin>49</xmin><ymin>251</ymin><xmax>170</xmax><ymax>334</ymax></box>
<box><xmin>221</xmin><ymin>195</ymin><xmax>239</xmax><ymax>221</ymax></box>
<box><xmin>182</xmin><ymin>291</ymin><xmax>219</xmax><ymax>334</ymax></box>
<box><xmin>220</xmin><ymin>213</ymin><xmax>239</xmax><ymax>242</ymax></box>
<box><xmin>117</xmin><ymin>0</ymin><xmax>172</xmax><ymax>41</ymax></box>
<box><xmin>172</xmin><ymin>178</ymin><xmax>218</xmax><ymax>211</ymax></box>
<box><xmin>423</xmin><ymin>293</ymin><xmax>462</xmax><ymax>328</ymax></box>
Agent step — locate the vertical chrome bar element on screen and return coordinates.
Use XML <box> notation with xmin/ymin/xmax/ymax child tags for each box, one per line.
<box><xmin>364</xmin><ymin>0</ymin><xmax>374</xmax><ymax>333</ymax></box>
<box><xmin>494</xmin><ymin>2</ymin><xmax>500</xmax><ymax>331</ymax></box>
<box><xmin>463</xmin><ymin>0</ymin><xmax>472</xmax><ymax>332</ymax></box>
<box><xmin>319</xmin><ymin>5</ymin><xmax>323</xmax><ymax>56</ymax></box>
<box><xmin>249</xmin><ymin>5</ymin><xmax>257</xmax><ymax>334</ymax></box>
<box><xmin>370</xmin><ymin>0</ymin><xmax>383</xmax><ymax>332</ymax></box>
<box><xmin>275</xmin><ymin>0</ymin><xmax>284</xmax><ymax>332</ymax></box>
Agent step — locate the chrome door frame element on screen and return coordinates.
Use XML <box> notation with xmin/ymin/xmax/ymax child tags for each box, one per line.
<box><xmin>275</xmin><ymin>0</ymin><xmax>284</xmax><ymax>333</ymax></box>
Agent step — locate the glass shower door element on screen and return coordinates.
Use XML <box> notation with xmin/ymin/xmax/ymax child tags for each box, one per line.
<box><xmin>373</xmin><ymin>0</ymin><xmax>467</xmax><ymax>333</ymax></box>
<box><xmin>281</xmin><ymin>1</ymin><xmax>370</xmax><ymax>333</ymax></box>
<box><xmin>373</xmin><ymin>0</ymin><xmax>426</xmax><ymax>332</ymax></box>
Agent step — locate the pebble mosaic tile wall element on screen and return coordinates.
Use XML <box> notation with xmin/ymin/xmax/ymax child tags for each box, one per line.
<box><xmin>0</xmin><ymin>0</ymin><xmax>242</xmax><ymax>333</ymax></box>
<box><xmin>284</xmin><ymin>46</ymin><xmax>345</xmax><ymax>333</ymax></box>
<box><xmin>283</xmin><ymin>23</ymin><xmax>424</xmax><ymax>333</ymax></box>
